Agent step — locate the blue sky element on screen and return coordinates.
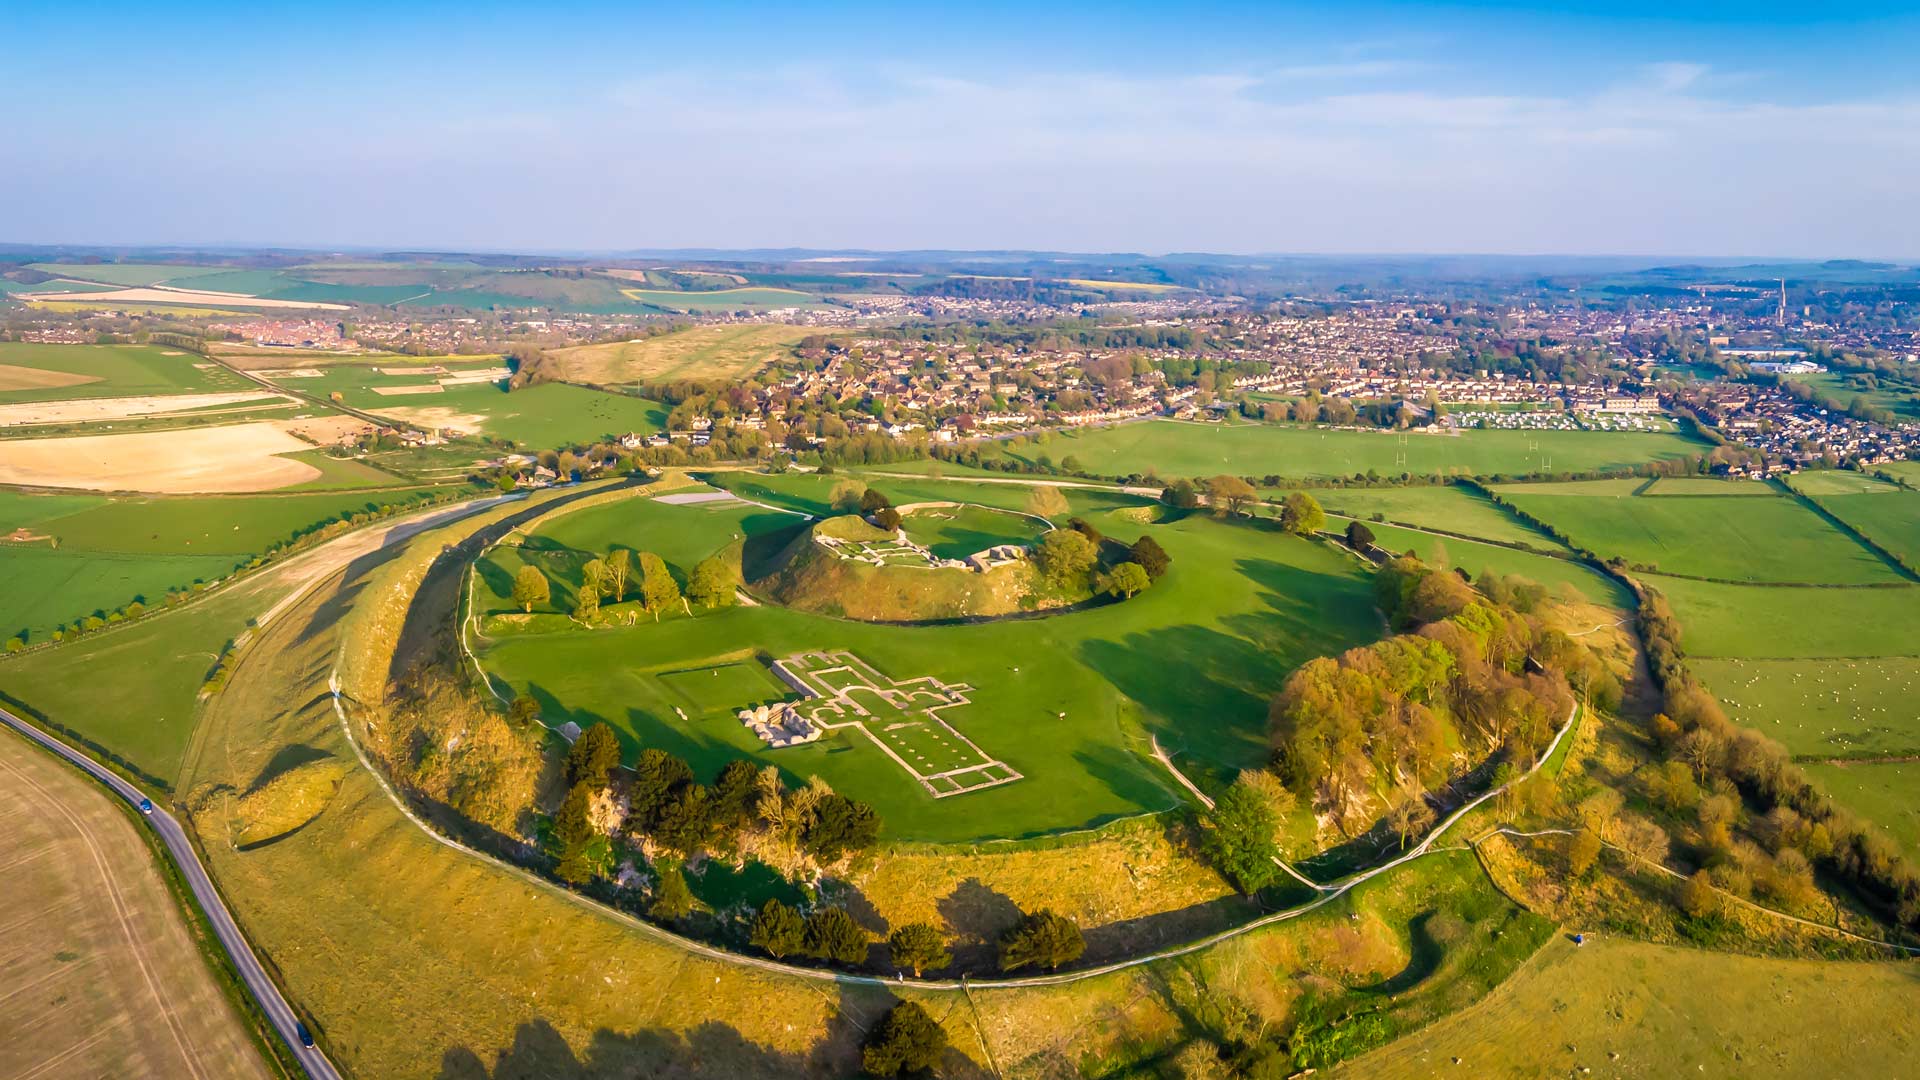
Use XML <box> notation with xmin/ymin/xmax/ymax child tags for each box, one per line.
<box><xmin>4</xmin><ymin>1</ymin><xmax>1918</xmax><ymax>256</ymax></box>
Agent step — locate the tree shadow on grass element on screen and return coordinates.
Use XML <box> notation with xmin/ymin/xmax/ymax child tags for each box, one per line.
<box><xmin>936</xmin><ymin>877</ymin><xmax>1022</xmax><ymax>971</ymax></box>
<box><xmin>434</xmin><ymin>981</ymin><xmax>984</xmax><ymax>1080</ymax></box>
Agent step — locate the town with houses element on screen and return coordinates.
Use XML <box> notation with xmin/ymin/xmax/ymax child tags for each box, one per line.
<box><xmin>7</xmin><ymin>281</ymin><xmax>1920</xmax><ymax>480</ymax></box>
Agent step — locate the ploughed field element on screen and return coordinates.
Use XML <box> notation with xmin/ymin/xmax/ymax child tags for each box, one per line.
<box><xmin>470</xmin><ymin>477</ymin><xmax>1383</xmax><ymax>841</ymax></box>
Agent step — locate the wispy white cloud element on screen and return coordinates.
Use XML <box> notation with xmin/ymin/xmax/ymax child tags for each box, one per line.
<box><xmin>6</xmin><ymin>59</ymin><xmax>1919</xmax><ymax>255</ymax></box>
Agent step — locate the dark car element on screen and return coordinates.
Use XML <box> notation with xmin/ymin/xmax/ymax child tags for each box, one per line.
<box><xmin>138</xmin><ymin>798</ymin><xmax>154</xmax><ymax>815</ymax></box>
<box><xmin>296</xmin><ymin>1022</ymin><xmax>315</xmax><ymax>1048</ymax></box>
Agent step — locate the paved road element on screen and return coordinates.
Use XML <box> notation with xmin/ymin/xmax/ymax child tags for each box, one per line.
<box><xmin>0</xmin><ymin>708</ymin><xmax>342</xmax><ymax>1080</ymax></box>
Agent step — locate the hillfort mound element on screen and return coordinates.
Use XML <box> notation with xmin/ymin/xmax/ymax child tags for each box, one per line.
<box><xmin>747</xmin><ymin>502</ymin><xmax>1070</xmax><ymax>622</ymax></box>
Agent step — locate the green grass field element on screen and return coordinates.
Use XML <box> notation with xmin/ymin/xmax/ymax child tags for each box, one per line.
<box><xmin>475</xmin><ymin>492</ymin><xmax>800</xmax><ymax>615</ymax></box>
<box><xmin>26</xmin><ymin>262</ymin><xmax>236</xmax><ymax>287</ymax></box>
<box><xmin>1362</xmin><ymin>522</ymin><xmax>1633</xmax><ymax>610</ymax></box>
<box><xmin>1802</xmin><ymin>488</ymin><xmax>1920</xmax><ymax>568</ymax></box>
<box><xmin>1785</xmin><ymin>470</ymin><xmax>1901</xmax><ymax>496</ymax></box>
<box><xmin>1311</xmin><ymin>485</ymin><xmax>1569</xmax><ymax>549</ymax></box>
<box><xmin>1801</xmin><ymin>761</ymin><xmax>1920</xmax><ymax>857</ymax></box>
<box><xmin>715</xmin><ymin>470</ymin><xmax>1148</xmax><ymax>522</ymax></box>
<box><xmin>0</xmin><ymin>565</ymin><xmax>283</xmax><ymax>786</ymax></box>
<box><xmin>478</xmin><ymin>497</ymin><xmax>1381</xmax><ymax>841</ymax></box>
<box><xmin>972</xmin><ymin>420</ymin><xmax>1707</xmax><ymax>480</ymax></box>
<box><xmin>1693</xmin><ymin>657</ymin><xmax>1920</xmax><ymax>760</ymax></box>
<box><xmin>1496</xmin><ymin>481</ymin><xmax>1903</xmax><ymax>584</ymax></box>
<box><xmin>0</xmin><ymin>342</ymin><xmax>251</xmax><ymax>402</ymax></box>
<box><xmin>1643</xmin><ymin>476</ymin><xmax>1780</xmax><ymax>495</ymax></box>
<box><xmin>355</xmin><ymin>379</ymin><xmax>667</xmax><ymax>446</ymax></box>
<box><xmin>1649</xmin><ymin>577</ymin><xmax>1920</xmax><ymax>658</ymax></box>
<box><xmin>0</xmin><ymin>487</ymin><xmax>443</xmax><ymax>642</ymax></box>
<box><xmin>899</xmin><ymin>503</ymin><xmax>1046</xmax><ymax>559</ymax></box>
<box><xmin>1880</xmin><ymin>461</ymin><xmax>1920</xmax><ymax>487</ymax></box>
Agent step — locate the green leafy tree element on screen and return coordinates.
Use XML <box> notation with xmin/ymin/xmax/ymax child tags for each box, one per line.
<box><xmin>565</xmin><ymin>723</ymin><xmax>622</xmax><ymax>791</ymax></box>
<box><xmin>804</xmin><ymin>907</ymin><xmax>869</xmax><ymax>965</ymax></box>
<box><xmin>1026</xmin><ymin>485</ymin><xmax>1070</xmax><ymax>519</ymax></box>
<box><xmin>1344</xmin><ymin>519</ymin><xmax>1376</xmax><ymax>550</ymax></box>
<box><xmin>860</xmin><ymin>488</ymin><xmax>893</xmax><ymax>514</ymax></box>
<box><xmin>1205</xmin><ymin>474</ymin><xmax>1257</xmax><ymax>517</ymax></box>
<box><xmin>511</xmin><ymin>565</ymin><xmax>550</xmax><ymax>613</ymax></box>
<box><xmin>508</xmin><ymin>695</ymin><xmax>542</xmax><ymax>726</ymax></box>
<box><xmin>1128</xmin><ymin>535</ymin><xmax>1172</xmax><ymax>579</ymax></box>
<box><xmin>1279</xmin><ymin>492</ymin><xmax>1326</xmax><ymax>536</ymax></box>
<box><xmin>648</xmin><ymin>862</ymin><xmax>695</xmax><ymax>920</ymax></box>
<box><xmin>653</xmin><ymin>785</ymin><xmax>714</xmax><ymax>854</ymax></box>
<box><xmin>572</xmin><ymin>583</ymin><xmax>599</xmax><ymax>622</ymax></box>
<box><xmin>1161</xmin><ymin>478</ymin><xmax>1200</xmax><ymax>510</ymax></box>
<box><xmin>629</xmin><ymin>748</ymin><xmax>695</xmax><ymax>830</ymax></box>
<box><xmin>581</xmin><ymin>558</ymin><xmax>607</xmax><ymax>602</ymax></box>
<box><xmin>998</xmin><ymin>909</ymin><xmax>1084</xmax><ymax>971</ymax></box>
<box><xmin>749</xmin><ymin>899</ymin><xmax>806</xmax><ymax>958</ymax></box>
<box><xmin>604</xmin><ymin>548</ymin><xmax>631</xmax><ymax>601</ymax></box>
<box><xmin>1034</xmin><ymin>529</ymin><xmax>1098</xmax><ymax>590</ymax></box>
<box><xmin>801</xmin><ymin>794</ymin><xmax>880</xmax><ymax>862</ymax></box>
<box><xmin>862</xmin><ymin>1001</ymin><xmax>949</xmax><ymax>1077</ymax></box>
<box><xmin>1100</xmin><ymin>561</ymin><xmax>1151</xmax><ymax>599</ymax></box>
<box><xmin>636</xmin><ymin>551</ymin><xmax>681</xmax><ymax>619</ymax></box>
<box><xmin>873</xmin><ymin>506</ymin><xmax>902</xmax><ymax>531</ymax></box>
<box><xmin>710</xmin><ymin>758</ymin><xmax>761</xmax><ymax>830</ymax></box>
<box><xmin>887</xmin><ymin>923</ymin><xmax>951</xmax><ymax>977</ymax></box>
<box><xmin>550</xmin><ymin>782</ymin><xmax>600</xmax><ymax>885</ymax></box>
<box><xmin>687</xmin><ymin>556</ymin><xmax>734</xmax><ymax>608</ymax></box>
<box><xmin>1198</xmin><ymin>773</ymin><xmax>1286</xmax><ymax>893</ymax></box>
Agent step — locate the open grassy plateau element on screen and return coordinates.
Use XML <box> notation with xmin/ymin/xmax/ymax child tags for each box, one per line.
<box><xmin>470</xmin><ymin>476</ymin><xmax>1383</xmax><ymax>841</ymax></box>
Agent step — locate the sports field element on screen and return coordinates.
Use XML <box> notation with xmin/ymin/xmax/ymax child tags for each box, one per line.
<box><xmin>0</xmin><ymin>729</ymin><xmax>269</xmax><ymax>1079</ymax></box>
<box><xmin>477</xmin><ymin>492</ymin><xmax>1382</xmax><ymax>841</ymax></box>
<box><xmin>976</xmin><ymin>419</ymin><xmax>1707</xmax><ymax>479</ymax></box>
<box><xmin>547</xmin><ymin>324</ymin><xmax>818</xmax><ymax>385</ymax></box>
<box><xmin>1496</xmin><ymin>480</ymin><xmax>1905</xmax><ymax>584</ymax></box>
